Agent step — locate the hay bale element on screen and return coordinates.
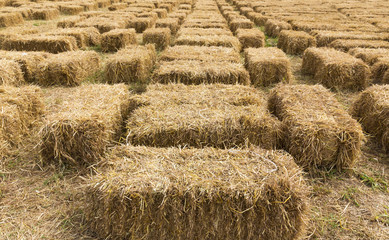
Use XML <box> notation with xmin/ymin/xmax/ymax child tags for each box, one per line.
<box><xmin>0</xmin><ymin>12</ymin><xmax>24</xmax><ymax>27</ymax></box>
<box><xmin>159</xmin><ymin>45</ymin><xmax>241</xmax><ymax>63</ymax></box>
<box><xmin>247</xmin><ymin>12</ymin><xmax>269</xmax><ymax>26</ymax></box>
<box><xmin>46</xmin><ymin>28</ymin><xmax>89</xmax><ymax>48</ymax></box>
<box><xmin>127</xmin><ymin>84</ymin><xmax>281</xmax><ymax>148</ymax></box>
<box><xmin>314</xmin><ymin>31</ymin><xmax>389</xmax><ymax>47</ymax></box>
<box><xmin>167</xmin><ymin>12</ymin><xmax>186</xmax><ymax>25</ymax></box>
<box><xmin>236</xmin><ymin>28</ymin><xmax>265</xmax><ymax>49</ymax></box>
<box><xmin>156</xmin><ymin>18</ymin><xmax>180</xmax><ymax>35</ymax></box>
<box><xmin>244</xmin><ymin>47</ymin><xmax>292</xmax><ymax>87</ymax></box>
<box><xmin>39</xmin><ymin>84</ymin><xmax>132</xmax><ymax>166</ymax></box>
<box><xmin>182</xmin><ymin>20</ymin><xmax>228</xmax><ymax>29</ymax></box>
<box><xmin>330</xmin><ymin>39</ymin><xmax>389</xmax><ymax>52</ymax></box>
<box><xmin>229</xmin><ymin>18</ymin><xmax>253</xmax><ymax>33</ymax></box>
<box><xmin>268</xmin><ymin>84</ymin><xmax>364</xmax><ymax>172</ymax></box>
<box><xmin>177</xmin><ymin>27</ymin><xmax>233</xmax><ymax>36</ymax></box>
<box><xmin>75</xmin><ymin>27</ymin><xmax>101</xmax><ymax>46</ymax></box>
<box><xmin>108</xmin><ymin>3</ymin><xmax>127</xmax><ymax>11</ymax></box>
<box><xmin>76</xmin><ymin>17</ymin><xmax>127</xmax><ymax>34</ymax></box>
<box><xmin>0</xmin><ymin>59</ymin><xmax>24</xmax><ymax>86</ymax></box>
<box><xmin>370</xmin><ymin>58</ymin><xmax>389</xmax><ymax>84</ymax></box>
<box><xmin>101</xmin><ymin>29</ymin><xmax>137</xmax><ymax>52</ymax></box>
<box><xmin>127</xmin><ymin>17</ymin><xmax>154</xmax><ymax>33</ymax></box>
<box><xmin>59</xmin><ymin>5</ymin><xmax>84</xmax><ymax>15</ymax></box>
<box><xmin>31</xmin><ymin>8</ymin><xmax>59</xmax><ymax>20</ymax></box>
<box><xmin>2</xmin><ymin>35</ymin><xmax>78</xmax><ymax>53</ymax></box>
<box><xmin>105</xmin><ymin>45</ymin><xmax>156</xmax><ymax>84</ymax></box>
<box><xmin>143</xmin><ymin>28</ymin><xmax>171</xmax><ymax>51</ymax></box>
<box><xmin>348</xmin><ymin>48</ymin><xmax>389</xmax><ymax>65</ymax></box>
<box><xmin>153</xmin><ymin>60</ymin><xmax>249</xmax><ymax>85</ymax></box>
<box><xmin>97</xmin><ymin>0</ymin><xmax>110</xmax><ymax>8</ymax></box>
<box><xmin>57</xmin><ymin>16</ymin><xmax>85</xmax><ymax>28</ymax></box>
<box><xmin>37</xmin><ymin>51</ymin><xmax>101</xmax><ymax>87</ymax></box>
<box><xmin>152</xmin><ymin>8</ymin><xmax>168</xmax><ymax>18</ymax></box>
<box><xmin>175</xmin><ymin>35</ymin><xmax>242</xmax><ymax>52</ymax></box>
<box><xmin>158</xmin><ymin>3</ymin><xmax>173</xmax><ymax>13</ymax></box>
<box><xmin>351</xmin><ymin>85</ymin><xmax>389</xmax><ymax>152</ymax></box>
<box><xmin>265</xmin><ymin>19</ymin><xmax>292</xmax><ymax>37</ymax></box>
<box><xmin>85</xmin><ymin>145</ymin><xmax>308</xmax><ymax>240</ymax></box>
<box><xmin>301</xmin><ymin>47</ymin><xmax>370</xmax><ymax>90</ymax></box>
<box><xmin>277</xmin><ymin>30</ymin><xmax>316</xmax><ymax>55</ymax></box>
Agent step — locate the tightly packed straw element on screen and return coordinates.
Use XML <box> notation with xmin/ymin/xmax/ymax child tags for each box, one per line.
<box><xmin>39</xmin><ymin>84</ymin><xmax>132</xmax><ymax>166</ymax></box>
<box><xmin>0</xmin><ymin>59</ymin><xmax>24</xmax><ymax>86</ymax></box>
<box><xmin>313</xmin><ymin>31</ymin><xmax>389</xmax><ymax>47</ymax></box>
<box><xmin>143</xmin><ymin>28</ymin><xmax>171</xmax><ymax>50</ymax></box>
<box><xmin>370</xmin><ymin>57</ymin><xmax>389</xmax><ymax>84</ymax></box>
<box><xmin>277</xmin><ymin>30</ymin><xmax>316</xmax><ymax>55</ymax></box>
<box><xmin>75</xmin><ymin>17</ymin><xmax>126</xmax><ymax>33</ymax></box>
<box><xmin>127</xmin><ymin>84</ymin><xmax>281</xmax><ymax>149</ymax></box>
<box><xmin>175</xmin><ymin>35</ymin><xmax>242</xmax><ymax>52</ymax></box>
<box><xmin>177</xmin><ymin>28</ymin><xmax>233</xmax><ymax>36</ymax></box>
<box><xmin>229</xmin><ymin>18</ymin><xmax>253</xmax><ymax>32</ymax></box>
<box><xmin>236</xmin><ymin>29</ymin><xmax>265</xmax><ymax>49</ymax></box>
<box><xmin>101</xmin><ymin>29</ymin><xmax>137</xmax><ymax>52</ymax></box>
<box><xmin>330</xmin><ymin>39</ymin><xmax>389</xmax><ymax>52</ymax></box>
<box><xmin>85</xmin><ymin>145</ymin><xmax>308</xmax><ymax>240</ymax></box>
<box><xmin>265</xmin><ymin>19</ymin><xmax>292</xmax><ymax>37</ymax></box>
<box><xmin>156</xmin><ymin>18</ymin><xmax>180</xmax><ymax>34</ymax></box>
<box><xmin>127</xmin><ymin>17</ymin><xmax>155</xmax><ymax>33</ymax></box>
<box><xmin>57</xmin><ymin>16</ymin><xmax>85</xmax><ymax>28</ymax></box>
<box><xmin>244</xmin><ymin>47</ymin><xmax>292</xmax><ymax>87</ymax></box>
<box><xmin>351</xmin><ymin>85</ymin><xmax>389</xmax><ymax>152</ymax></box>
<box><xmin>349</xmin><ymin>48</ymin><xmax>389</xmax><ymax>65</ymax></box>
<box><xmin>2</xmin><ymin>35</ymin><xmax>78</xmax><ymax>53</ymax></box>
<box><xmin>268</xmin><ymin>84</ymin><xmax>364</xmax><ymax>172</ymax></box>
<box><xmin>0</xmin><ymin>12</ymin><xmax>24</xmax><ymax>27</ymax></box>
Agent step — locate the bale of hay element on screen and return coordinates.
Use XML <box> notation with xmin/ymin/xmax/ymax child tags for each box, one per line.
<box><xmin>127</xmin><ymin>17</ymin><xmax>154</xmax><ymax>33</ymax></box>
<box><xmin>76</xmin><ymin>17</ymin><xmax>127</xmax><ymax>34</ymax></box>
<box><xmin>268</xmin><ymin>84</ymin><xmax>364</xmax><ymax>172</ymax></box>
<box><xmin>247</xmin><ymin>12</ymin><xmax>269</xmax><ymax>26</ymax></box>
<box><xmin>101</xmin><ymin>29</ymin><xmax>137</xmax><ymax>52</ymax></box>
<box><xmin>351</xmin><ymin>85</ymin><xmax>389</xmax><ymax>152</ymax></box>
<box><xmin>75</xmin><ymin>27</ymin><xmax>101</xmax><ymax>46</ymax></box>
<box><xmin>177</xmin><ymin>27</ymin><xmax>233</xmax><ymax>36</ymax></box>
<box><xmin>370</xmin><ymin>57</ymin><xmax>389</xmax><ymax>84</ymax></box>
<box><xmin>143</xmin><ymin>28</ymin><xmax>171</xmax><ymax>51</ymax></box>
<box><xmin>159</xmin><ymin>45</ymin><xmax>241</xmax><ymax>63</ymax></box>
<box><xmin>105</xmin><ymin>45</ymin><xmax>156</xmax><ymax>84</ymax></box>
<box><xmin>59</xmin><ymin>5</ymin><xmax>84</xmax><ymax>15</ymax></box>
<box><xmin>39</xmin><ymin>84</ymin><xmax>132</xmax><ymax>166</ymax></box>
<box><xmin>236</xmin><ymin>28</ymin><xmax>265</xmax><ymax>49</ymax></box>
<box><xmin>0</xmin><ymin>59</ymin><xmax>24</xmax><ymax>86</ymax></box>
<box><xmin>57</xmin><ymin>16</ymin><xmax>85</xmax><ymax>28</ymax></box>
<box><xmin>108</xmin><ymin>3</ymin><xmax>127</xmax><ymax>11</ymax></box>
<box><xmin>155</xmin><ymin>18</ymin><xmax>179</xmax><ymax>35</ymax></box>
<box><xmin>2</xmin><ymin>35</ymin><xmax>78</xmax><ymax>53</ymax></box>
<box><xmin>37</xmin><ymin>51</ymin><xmax>101</xmax><ymax>87</ymax></box>
<box><xmin>277</xmin><ymin>30</ymin><xmax>316</xmax><ymax>55</ymax></box>
<box><xmin>175</xmin><ymin>35</ymin><xmax>242</xmax><ymax>52</ymax></box>
<box><xmin>0</xmin><ymin>12</ymin><xmax>24</xmax><ymax>27</ymax></box>
<box><xmin>159</xmin><ymin>3</ymin><xmax>173</xmax><ymax>13</ymax></box>
<box><xmin>229</xmin><ymin>18</ymin><xmax>253</xmax><ymax>33</ymax></box>
<box><xmin>313</xmin><ymin>31</ymin><xmax>389</xmax><ymax>47</ymax></box>
<box><xmin>97</xmin><ymin>0</ymin><xmax>110</xmax><ymax>8</ymax></box>
<box><xmin>244</xmin><ymin>47</ymin><xmax>292</xmax><ymax>87</ymax></box>
<box><xmin>348</xmin><ymin>48</ymin><xmax>389</xmax><ymax>65</ymax></box>
<box><xmin>153</xmin><ymin>60</ymin><xmax>249</xmax><ymax>85</ymax></box>
<box><xmin>181</xmin><ymin>21</ymin><xmax>228</xmax><ymax>29</ymax></box>
<box><xmin>265</xmin><ymin>19</ymin><xmax>292</xmax><ymax>38</ymax></box>
<box><xmin>127</xmin><ymin>84</ymin><xmax>281</xmax><ymax>148</ymax></box>
<box><xmin>167</xmin><ymin>12</ymin><xmax>186</xmax><ymax>25</ymax></box>
<box><xmin>46</xmin><ymin>28</ymin><xmax>89</xmax><ymax>48</ymax></box>
<box><xmin>301</xmin><ymin>47</ymin><xmax>370</xmax><ymax>90</ymax></box>
<box><xmin>330</xmin><ymin>39</ymin><xmax>389</xmax><ymax>52</ymax></box>
<box><xmin>152</xmin><ymin>8</ymin><xmax>168</xmax><ymax>18</ymax></box>
<box><xmin>85</xmin><ymin>145</ymin><xmax>308</xmax><ymax>240</ymax></box>
<box><xmin>30</xmin><ymin>8</ymin><xmax>59</xmax><ymax>20</ymax></box>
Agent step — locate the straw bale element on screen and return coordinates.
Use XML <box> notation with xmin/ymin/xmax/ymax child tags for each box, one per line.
<box><xmin>240</xmin><ymin>7</ymin><xmax>254</xmax><ymax>16</ymax></box>
<box><xmin>31</xmin><ymin>8</ymin><xmax>59</xmax><ymax>20</ymax></box>
<box><xmin>181</xmin><ymin>21</ymin><xmax>228</xmax><ymax>29</ymax></box>
<box><xmin>76</xmin><ymin>17</ymin><xmax>126</xmax><ymax>34</ymax></box>
<box><xmin>175</xmin><ymin>35</ymin><xmax>241</xmax><ymax>52</ymax></box>
<box><xmin>152</xmin><ymin>8</ymin><xmax>168</xmax><ymax>18</ymax></box>
<box><xmin>348</xmin><ymin>48</ymin><xmax>389</xmax><ymax>65</ymax></box>
<box><xmin>159</xmin><ymin>3</ymin><xmax>173</xmax><ymax>13</ymax></box>
<box><xmin>244</xmin><ymin>47</ymin><xmax>292</xmax><ymax>87</ymax></box>
<box><xmin>0</xmin><ymin>59</ymin><xmax>24</xmax><ymax>86</ymax></box>
<box><xmin>153</xmin><ymin>60</ymin><xmax>249</xmax><ymax>85</ymax></box>
<box><xmin>137</xmin><ymin>12</ymin><xmax>158</xmax><ymax>21</ymax></box>
<box><xmin>76</xmin><ymin>27</ymin><xmax>101</xmax><ymax>46</ymax></box>
<box><xmin>155</xmin><ymin>18</ymin><xmax>179</xmax><ymax>35</ymax></box>
<box><xmin>177</xmin><ymin>27</ymin><xmax>233</xmax><ymax>36</ymax></box>
<box><xmin>39</xmin><ymin>84</ymin><xmax>132</xmax><ymax>166</ymax></box>
<box><xmin>330</xmin><ymin>39</ymin><xmax>389</xmax><ymax>52</ymax></box>
<box><xmin>351</xmin><ymin>85</ymin><xmax>389</xmax><ymax>152</ymax></box>
<box><xmin>37</xmin><ymin>51</ymin><xmax>101</xmax><ymax>87</ymax></box>
<box><xmin>127</xmin><ymin>17</ymin><xmax>154</xmax><ymax>33</ymax></box>
<box><xmin>230</xmin><ymin>18</ymin><xmax>253</xmax><ymax>33</ymax></box>
<box><xmin>236</xmin><ymin>28</ymin><xmax>265</xmax><ymax>49</ymax></box>
<box><xmin>159</xmin><ymin>45</ymin><xmax>241</xmax><ymax>63</ymax></box>
<box><xmin>301</xmin><ymin>47</ymin><xmax>370</xmax><ymax>90</ymax></box>
<box><xmin>0</xmin><ymin>12</ymin><xmax>24</xmax><ymax>27</ymax></box>
<box><xmin>265</xmin><ymin>19</ymin><xmax>292</xmax><ymax>38</ymax></box>
<box><xmin>291</xmin><ymin>21</ymin><xmax>336</xmax><ymax>32</ymax></box>
<box><xmin>269</xmin><ymin>84</ymin><xmax>364</xmax><ymax>172</ymax></box>
<box><xmin>277</xmin><ymin>30</ymin><xmax>316</xmax><ymax>55</ymax></box>
<box><xmin>97</xmin><ymin>0</ymin><xmax>110</xmax><ymax>8</ymax></box>
<box><xmin>143</xmin><ymin>28</ymin><xmax>171</xmax><ymax>51</ymax></box>
<box><xmin>127</xmin><ymin>84</ymin><xmax>280</xmax><ymax>148</ymax></box>
<box><xmin>314</xmin><ymin>31</ymin><xmax>389</xmax><ymax>47</ymax></box>
<box><xmin>46</xmin><ymin>28</ymin><xmax>89</xmax><ymax>48</ymax></box>
<box><xmin>80</xmin><ymin>2</ymin><xmax>98</xmax><ymax>11</ymax></box>
<box><xmin>108</xmin><ymin>3</ymin><xmax>127</xmax><ymax>11</ymax></box>
<box><xmin>370</xmin><ymin>57</ymin><xmax>389</xmax><ymax>84</ymax></box>
<box><xmin>57</xmin><ymin>16</ymin><xmax>85</xmax><ymax>28</ymax></box>
<box><xmin>167</xmin><ymin>12</ymin><xmax>186</xmax><ymax>25</ymax></box>
<box><xmin>129</xmin><ymin>2</ymin><xmax>155</xmax><ymax>9</ymax></box>
<box><xmin>178</xmin><ymin>3</ymin><xmax>191</xmax><ymax>10</ymax></box>
<box><xmin>247</xmin><ymin>12</ymin><xmax>269</xmax><ymax>26</ymax></box>
<box><xmin>105</xmin><ymin>45</ymin><xmax>156</xmax><ymax>84</ymax></box>
<box><xmin>2</xmin><ymin>35</ymin><xmax>78</xmax><ymax>53</ymax></box>
<box><xmin>59</xmin><ymin>5</ymin><xmax>84</xmax><ymax>15</ymax></box>
<box><xmin>85</xmin><ymin>145</ymin><xmax>308</xmax><ymax>240</ymax></box>
<box><xmin>101</xmin><ymin>29</ymin><xmax>136</xmax><ymax>52</ymax></box>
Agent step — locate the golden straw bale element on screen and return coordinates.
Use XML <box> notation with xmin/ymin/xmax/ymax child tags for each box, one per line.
<box><xmin>265</xmin><ymin>19</ymin><xmax>292</xmax><ymax>37</ymax></box>
<box><xmin>59</xmin><ymin>5</ymin><xmax>84</xmax><ymax>15</ymax></box>
<box><xmin>76</xmin><ymin>17</ymin><xmax>127</xmax><ymax>34</ymax></box>
<box><xmin>0</xmin><ymin>59</ymin><xmax>24</xmax><ymax>86</ymax></box>
<box><xmin>370</xmin><ymin>57</ymin><xmax>389</xmax><ymax>84</ymax></box>
<box><xmin>158</xmin><ymin>3</ymin><xmax>173</xmax><ymax>13</ymax></box>
<box><xmin>39</xmin><ymin>84</ymin><xmax>132</xmax><ymax>166</ymax></box>
<box><xmin>156</xmin><ymin>18</ymin><xmax>180</xmax><ymax>34</ymax></box>
<box><xmin>152</xmin><ymin>8</ymin><xmax>168</xmax><ymax>18</ymax></box>
<box><xmin>2</xmin><ymin>35</ymin><xmax>78</xmax><ymax>53</ymax></box>
<box><xmin>247</xmin><ymin>12</ymin><xmax>269</xmax><ymax>26</ymax></box>
<box><xmin>351</xmin><ymin>85</ymin><xmax>389</xmax><ymax>152</ymax></box>
<box><xmin>101</xmin><ymin>29</ymin><xmax>136</xmax><ymax>52</ymax></box>
<box><xmin>57</xmin><ymin>16</ymin><xmax>85</xmax><ymax>28</ymax></box>
<box><xmin>143</xmin><ymin>28</ymin><xmax>171</xmax><ymax>50</ymax></box>
<box><xmin>244</xmin><ymin>47</ymin><xmax>292</xmax><ymax>87</ymax></box>
<box><xmin>96</xmin><ymin>0</ymin><xmax>110</xmax><ymax>8</ymax></box>
<box><xmin>85</xmin><ymin>145</ymin><xmax>308</xmax><ymax>240</ymax></box>
<box><xmin>175</xmin><ymin>35</ymin><xmax>242</xmax><ymax>52</ymax></box>
<box><xmin>178</xmin><ymin>4</ymin><xmax>192</xmax><ymax>10</ymax></box>
<box><xmin>236</xmin><ymin>28</ymin><xmax>265</xmax><ymax>49</ymax></box>
<box><xmin>229</xmin><ymin>18</ymin><xmax>253</xmax><ymax>32</ymax></box>
<box><xmin>137</xmin><ymin>12</ymin><xmax>158</xmax><ymax>22</ymax></box>
<box><xmin>0</xmin><ymin>12</ymin><xmax>24</xmax><ymax>27</ymax></box>
<box><xmin>277</xmin><ymin>30</ymin><xmax>316</xmax><ymax>55</ymax></box>
<box><xmin>330</xmin><ymin>39</ymin><xmax>389</xmax><ymax>52</ymax></box>
<box><xmin>314</xmin><ymin>31</ymin><xmax>389</xmax><ymax>47</ymax></box>
<box><xmin>177</xmin><ymin>27</ymin><xmax>233</xmax><ymax>36</ymax></box>
<box><xmin>168</xmin><ymin>12</ymin><xmax>186</xmax><ymax>25</ymax></box>
<box><xmin>108</xmin><ymin>3</ymin><xmax>127</xmax><ymax>11</ymax></box>
<box><xmin>127</xmin><ymin>84</ymin><xmax>281</xmax><ymax>148</ymax></box>
<box><xmin>105</xmin><ymin>45</ymin><xmax>156</xmax><ymax>84</ymax></box>
<box><xmin>46</xmin><ymin>28</ymin><xmax>90</xmax><ymax>48</ymax></box>
<box><xmin>348</xmin><ymin>48</ymin><xmax>389</xmax><ymax>65</ymax></box>
<box><xmin>37</xmin><ymin>51</ymin><xmax>101</xmax><ymax>87</ymax></box>
<box><xmin>182</xmin><ymin>20</ymin><xmax>228</xmax><ymax>29</ymax></box>
<box><xmin>127</xmin><ymin>17</ymin><xmax>155</xmax><ymax>33</ymax></box>
<box><xmin>269</xmin><ymin>84</ymin><xmax>364</xmax><ymax>172</ymax></box>
<box><xmin>30</xmin><ymin>8</ymin><xmax>59</xmax><ymax>20</ymax></box>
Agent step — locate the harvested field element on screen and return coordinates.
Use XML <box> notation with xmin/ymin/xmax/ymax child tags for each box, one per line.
<box><xmin>268</xmin><ymin>84</ymin><xmax>364</xmax><ymax>172</ymax></box>
<box><xmin>0</xmin><ymin>59</ymin><xmax>24</xmax><ymax>86</ymax></box>
<box><xmin>101</xmin><ymin>29</ymin><xmax>136</xmax><ymax>52</ymax></box>
<box><xmin>39</xmin><ymin>84</ymin><xmax>132</xmax><ymax>166</ymax></box>
<box><xmin>330</xmin><ymin>39</ymin><xmax>389</xmax><ymax>52</ymax></box>
<box><xmin>236</xmin><ymin>28</ymin><xmax>265</xmax><ymax>49</ymax></box>
<box><xmin>277</xmin><ymin>30</ymin><xmax>316</xmax><ymax>55</ymax></box>
<box><xmin>2</xmin><ymin>35</ymin><xmax>78</xmax><ymax>53</ymax></box>
<box><xmin>175</xmin><ymin>35</ymin><xmax>242</xmax><ymax>52</ymax></box>
<box><xmin>85</xmin><ymin>145</ymin><xmax>308</xmax><ymax>240</ymax></box>
<box><xmin>127</xmin><ymin>84</ymin><xmax>280</xmax><ymax>149</ymax></box>
<box><xmin>143</xmin><ymin>28</ymin><xmax>171</xmax><ymax>50</ymax></box>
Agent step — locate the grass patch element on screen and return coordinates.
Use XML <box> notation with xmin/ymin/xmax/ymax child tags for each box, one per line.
<box><xmin>358</xmin><ymin>172</ymin><xmax>388</xmax><ymax>192</ymax></box>
<box><xmin>375</xmin><ymin>206</ymin><xmax>389</xmax><ymax>225</ymax></box>
<box><xmin>341</xmin><ymin>187</ymin><xmax>360</xmax><ymax>207</ymax></box>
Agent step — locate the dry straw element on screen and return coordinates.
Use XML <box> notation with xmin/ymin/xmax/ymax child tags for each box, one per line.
<box><xmin>175</xmin><ymin>35</ymin><xmax>242</xmax><ymax>52</ymax></box>
<box><xmin>39</xmin><ymin>84</ymin><xmax>132</xmax><ymax>167</ymax></box>
<box><xmin>127</xmin><ymin>17</ymin><xmax>155</xmax><ymax>33</ymax></box>
<box><xmin>127</xmin><ymin>84</ymin><xmax>281</xmax><ymax>148</ymax></box>
<box><xmin>75</xmin><ymin>17</ymin><xmax>126</xmax><ymax>33</ymax></box>
<box><xmin>177</xmin><ymin>27</ymin><xmax>233</xmax><ymax>36</ymax></box>
<box><xmin>30</xmin><ymin>8</ymin><xmax>60</xmax><ymax>20</ymax></box>
<box><xmin>0</xmin><ymin>59</ymin><xmax>24</xmax><ymax>86</ymax></box>
<box><xmin>268</xmin><ymin>84</ymin><xmax>364</xmax><ymax>172</ymax></box>
<box><xmin>0</xmin><ymin>12</ymin><xmax>24</xmax><ymax>27</ymax></box>
<box><xmin>277</xmin><ymin>30</ymin><xmax>316</xmax><ymax>55</ymax></box>
<box><xmin>229</xmin><ymin>18</ymin><xmax>253</xmax><ymax>33</ymax></box>
<box><xmin>156</xmin><ymin>18</ymin><xmax>180</xmax><ymax>34</ymax></box>
<box><xmin>101</xmin><ymin>29</ymin><xmax>137</xmax><ymax>52</ymax></box>
<box><xmin>59</xmin><ymin>5</ymin><xmax>84</xmax><ymax>15</ymax></box>
<box><xmin>143</xmin><ymin>28</ymin><xmax>171</xmax><ymax>50</ymax></box>
<box><xmin>265</xmin><ymin>19</ymin><xmax>292</xmax><ymax>37</ymax></box>
<box><xmin>2</xmin><ymin>35</ymin><xmax>78</xmax><ymax>53</ymax></box>
<box><xmin>330</xmin><ymin>39</ymin><xmax>389</xmax><ymax>52</ymax></box>
<box><xmin>236</xmin><ymin>28</ymin><xmax>265</xmax><ymax>49</ymax></box>
<box><xmin>349</xmin><ymin>48</ymin><xmax>389</xmax><ymax>65</ymax></box>
<box><xmin>370</xmin><ymin>57</ymin><xmax>389</xmax><ymax>84</ymax></box>
<box><xmin>313</xmin><ymin>30</ymin><xmax>389</xmax><ymax>47</ymax></box>
<box><xmin>85</xmin><ymin>145</ymin><xmax>308</xmax><ymax>240</ymax></box>
<box><xmin>57</xmin><ymin>16</ymin><xmax>85</xmax><ymax>28</ymax></box>
<box><xmin>244</xmin><ymin>47</ymin><xmax>292</xmax><ymax>87</ymax></box>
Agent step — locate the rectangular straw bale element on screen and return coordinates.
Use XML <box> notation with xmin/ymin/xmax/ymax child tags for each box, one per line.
<box><xmin>268</xmin><ymin>84</ymin><xmax>364</xmax><ymax>172</ymax></box>
<box><xmin>314</xmin><ymin>31</ymin><xmax>389</xmax><ymax>47</ymax></box>
<box><xmin>39</xmin><ymin>84</ymin><xmax>132</xmax><ymax>166</ymax></box>
<box><xmin>159</xmin><ymin>45</ymin><xmax>241</xmax><ymax>63</ymax></box>
<box><xmin>277</xmin><ymin>30</ymin><xmax>316</xmax><ymax>55</ymax></box>
<box><xmin>37</xmin><ymin>51</ymin><xmax>101</xmax><ymax>87</ymax></box>
<box><xmin>0</xmin><ymin>12</ymin><xmax>24</xmax><ymax>27</ymax></box>
<box><xmin>370</xmin><ymin>57</ymin><xmax>389</xmax><ymax>84</ymax></box>
<box><xmin>30</xmin><ymin>8</ymin><xmax>59</xmax><ymax>20</ymax></box>
<box><xmin>156</xmin><ymin>18</ymin><xmax>180</xmax><ymax>34</ymax></box>
<box><xmin>76</xmin><ymin>17</ymin><xmax>127</xmax><ymax>34</ymax></box>
<box><xmin>97</xmin><ymin>0</ymin><xmax>110</xmax><ymax>8</ymax></box>
<box><xmin>175</xmin><ymin>35</ymin><xmax>241</xmax><ymax>52</ymax></box>
<box><xmin>351</xmin><ymin>85</ymin><xmax>389</xmax><ymax>152</ymax></box>
<box><xmin>152</xmin><ymin>8</ymin><xmax>168</xmax><ymax>18</ymax></box>
<box><xmin>167</xmin><ymin>12</ymin><xmax>186</xmax><ymax>25</ymax></box>
<box><xmin>244</xmin><ymin>47</ymin><xmax>292</xmax><ymax>87</ymax></box>
<box><xmin>101</xmin><ymin>29</ymin><xmax>136</xmax><ymax>52</ymax></box>
<box><xmin>229</xmin><ymin>18</ymin><xmax>253</xmax><ymax>33</ymax></box>
<box><xmin>265</xmin><ymin>19</ymin><xmax>292</xmax><ymax>37</ymax></box>
<box><xmin>105</xmin><ymin>45</ymin><xmax>156</xmax><ymax>84</ymax></box>
<box><xmin>108</xmin><ymin>3</ymin><xmax>128</xmax><ymax>11</ymax></box>
<box><xmin>348</xmin><ymin>48</ymin><xmax>389</xmax><ymax>65</ymax></box>
<box><xmin>57</xmin><ymin>16</ymin><xmax>85</xmax><ymax>28</ymax></box>
<box><xmin>127</xmin><ymin>17</ymin><xmax>154</xmax><ymax>33</ymax></box>
<box><xmin>143</xmin><ymin>28</ymin><xmax>171</xmax><ymax>51</ymax></box>
<box><xmin>46</xmin><ymin>28</ymin><xmax>89</xmax><ymax>48</ymax></box>
<box><xmin>236</xmin><ymin>28</ymin><xmax>265</xmax><ymax>49</ymax></box>
<box><xmin>85</xmin><ymin>145</ymin><xmax>308</xmax><ymax>240</ymax></box>
<box><xmin>137</xmin><ymin>12</ymin><xmax>158</xmax><ymax>22</ymax></box>
<box><xmin>2</xmin><ymin>35</ymin><xmax>78</xmax><ymax>53</ymax></box>
<box><xmin>177</xmin><ymin>27</ymin><xmax>233</xmax><ymax>36</ymax></box>
<box><xmin>59</xmin><ymin>5</ymin><xmax>84</xmax><ymax>15</ymax></box>
<box><xmin>303</xmin><ymin>47</ymin><xmax>370</xmax><ymax>90</ymax></box>
<box><xmin>0</xmin><ymin>59</ymin><xmax>24</xmax><ymax>86</ymax></box>
<box><xmin>330</xmin><ymin>39</ymin><xmax>389</xmax><ymax>52</ymax></box>
<box><xmin>127</xmin><ymin>84</ymin><xmax>280</xmax><ymax>148</ymax></box>
<box><xmin>247</xmin><ymin>12</ymin><xmax>269</xmax><ymax>26</ymax></box>
<box><xmin>182</xmin><ymin>21</ymin><xmax>228</xmax><ymax>29</ymax></box>
<box><xmin>153</xmin><ymin>60</ymin><xmax>249</xmax><ymax>85</ymax></box>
